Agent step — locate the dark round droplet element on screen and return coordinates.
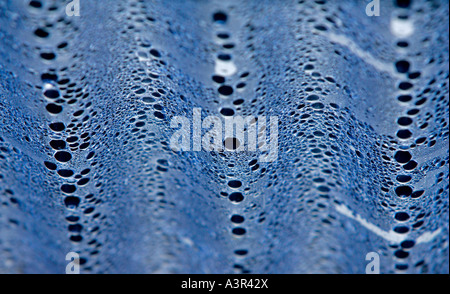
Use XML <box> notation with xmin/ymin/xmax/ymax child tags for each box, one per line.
<box><xmin>396</xmin><ymin>175</ymin><xmax>411</xmax><ymax>183</ymax></box>
<box><xmin>395</xmin><ymin>0</ymin><xmax>411</xmax><ymax>8</ymax></box>
<box><xmin>61</xmin><ymin>184</ymin><xmax>76</xmax><ymax>194</ymax></box>
<box><xmin>79</xmin><ymin>257</ymin><xmax>88</xmax><ymax>265</ymax></box>
<box><xmin>49</xmin><ymin>122</ymin><xmax>65</xmax><ymax>132</ymax></box>
<box><xmin>70</xmin><ymin>235</ymin><xmax>83</xmax><ymax>242</ymax></box>
<box><xmin>81</xmin><ymin>169</ymin><xmax>91</xmax><ymax>175</ymax></box>
<box><xmin>412</xmin><ymin>220</ymin><xmax>424</xmax><ymax>228</ymax></box>
<box><xmin>218</xmin><ymin>85</ymin><xmax>233</xmax><ymax>96</ymax></box>
<box><xmin>46</xmin><ymin>103</ymin><xmax>63</xmax><ymax>114</ymax></box>
<box><xmin>411</xmin><ymin>190</ymin><xmax>424</xmax><ymax>198</ymax></box>
<box><xmin>231</xmin><ymin>214</ymin><xmax>245</xmax><ymax>223</ymax></box>
<box><xmin>314</xmin><ymin>24</ymin><xmax>327</xmax><ymax>31</ymax></box>
<box><xmin>394</xmin><ymin>150</ymin><xmax>412</xmax><ymax>163</ymax></box>
<box><xmin>220</xmin><ymin>108</ymin><xmax>235</xmax><ymax>116</ymax></box>
<box><xmin>311</xmin><ymin>102</ymin><xmax>324</xmax><ymax>109</ymax></box>
<box><xmin>400</xmin><ymin>240</ymin><xmax>415</xmax><ymax>249</ymax></box>
<box><xmin>44</xmin><ymin>161</ymin><xmax>57</xmax><ymax>170</ymax></box>
<box><xmin>44</xmin><ymin>89</ymin><xmax>60</xmax><ymax>99</ymax></box>
<box><xmin>229</xmin><ymin>192</ymin><xmax>244</xmax><ymax>203</ymax></box>
<box><xmin>408</xmin><ymin>72</ymin><xmax>421</xmax><ymax>79</ymax></box>
<box><xmin>396</xmin><ymin>41</ymin><xmax>409</xmax><ymax>48</ymax></box>
<box><xmin>397</xmin><ymin>129</ymin><xmax>412</xmax><ymax>139</ymax></box>
<box><xmin>397</xmin><ymin>117</ymin><xmax>412</xmax><ymax>126</ymax></box>
<box><xmin>223</xmin><ymin>43</ymin><xmax>235</xmax><ymax>49</ymax></box>
<box><xmin>64</xmin><ymin>196</ymin><xmax>80</xmax><ymax>208</ymax></box>
<box><xmin>66</xmin><ymin>215</ymin><xmax>79</xmax><ymax>222</ymax></box>
<box><xmin>395</xmin><ymin>60</ymin><xmax>410</xmax><ymax>73</ymax></box>
<box><xmin>154</xmin><ymin>111</ymin><xmax>165</xmax><ymax>119</ymax></box>
<box><xmin>217</xmin><ymin>32</ymin><xmax>229</xmax><ymax>39</ymax></box>
<box><xmin>395</xmin><ymin>264</ymin><xmax>408</xmax><ymax>270</ymax></box>
<box><xmin>395</xmin><ymin>212</ymin><xmax>410</xmax><ymax>221</ymax></box>
<box><xmin>142</xmin><ymin>97</ymin><xmax>155</xmax><ymax>104</ymax></box>
<box><xmin>149</xmin><ymin>49</ymin><xmax>161</xmax><ymax>58</ymax></box>
<box><xmin>232</xmin><ymin>227</ymin><xmax>246</xmax><ymax>236</ymax></box>
<box><xmin>397</xmin><ymin>95</ymin><xmax>412</xmax><ymax>103</ymax></box>
<box><xmin>403</xmin><ymin>160</ymin><xmax>417</xmax><ymax>170</ymax></box>
<box><xmin>217</xmin><ymin>53</ymin><xmax>231</xmax><ymax>61</ymax></box>
<box><xmin>34</xmin><ymin>28</ymin><xmax>49</xmax><ymax>38</ymax></box>
<box><xmin>213</xmin><ymin>11</ymin><xmax>227</xmax><ymax>23</ymax></box>
<box><xmin>29</xmin><ymin>1</ymin><xmax>42</xmax><ymax>8</ymax></box>
<box><xmin>234</xmin><ymin>249</ymin><xmax>248</xmax><ymax>256</ymax></box>
<box><xmin>40</xmin><ymin>52</ymin><xmax>56</xmax><ymax>60</ymax></box>
<box><xmin>395</xmin><ymin>185</ymin><xmax>413</xmax><ymax>197</ymax></box>
<box><xmin>57</xmin><ymin>42</ymin><xmax>68</xmax><ymax>49</ymax></box>
<box><xmin>68</xmin><ymin>224</ymin><xmax>83</xmax><ymax>233</ymax></box>
<box><xmin>50</xmin><ymin>140</ymin><xmax>66</xmax><ymax>150</ymax></box>
<box><xmin>228</xmin><ymin>180</ymin><xmax>242</xmax><ymax>188</ymax></box>
<box><xmin>394</xmin><ymin>250</ymin><xmax>409</xmax><ymax>259</ymax></box>
<box><xmin>394</xmin><ymin>226</ymin><xmax>409</xmax><ymax>234</ymax></box>
<box><xmin>58</xmin><ymin>169</ymin><xmax>74</xmax><ymax>178</ymax></box>
<box><xmin>317</xmin><ymin>185</ymin><xmax>330</xmax><ymax>193</ymax></box>
<box><xmin>54</xmin><ymin>151</ymin><xmax>72</xmax><ymax>162</ymax></box>
<box><xmin>41</xmin><ymin>72</ymin><xmax>58</xmax><ymax>81</ymax></box>
<box><xmin>84</xmin><ymin>207</ymin><xmax>94</xmax><ymax>214</ymax></box>
<box><xmin>236</xmin><ymin>82</ymin><xmax>246</xmax><ymax>89</ymax></box>
<box><xmin>212</xmin><ymin>75</ymin><xmax>225</xmax><ymax>84</ymax></box>
<box><xmin>398</xmin><ymin>82</ymin><xmax>413</xmax><ymax>90</ymax></box>
<box><xmin>306</xmin><ymin>94</ymin><xmax>319</xmax><ymax>101</ymax></box>
<box><xmin>407</xmin><ymin>108</ymin><xmax>420</xmax><ymax>115</ymax></box>
<box><xmin>415</xmin><ymin>137</ymin><xmax>426</xmax><ymax>144</ymax></box>
<box><xmin>78</xmin><ymin>178</ymin><xmax>90</xmax><ymax>186</ymax></box>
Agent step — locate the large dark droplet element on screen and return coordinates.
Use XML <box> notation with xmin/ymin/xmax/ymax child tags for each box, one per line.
<box><xmin>394</xmin><ymin>150</ymin><xmax>412</xmax><ymax>163</ymax></box>
<box><xmin>213</xmin><ymin>11</ymin><xmax>227</xmax><ymax>23</ymax></box>
<box><xmin>46</xmin><ymin>103</ymin><xmax>63</xmax><ymax>114</ymax></box>
<box><xmin>232</xmin><ymin>227</ymin><xmax>246</xmax><ymax>236</ymax></box>
<box><xmin>58</xmin><ymin>169</ymin><xmax>74</xmax><ymax>178</ymax></box>
<box><xmin>229</xmin><ymin>192</ymin><xmax>244</xmax><ymax>203</ymax></box>
<box><xmin>395</xmin><ymin>60</ymin><xmax>410</xmax><ymax>73</ymax></box>
<box><xmin>64</xmin><ymin>196</ymin><xmax>80</xmax><ymax>208</ymax></box>
<box><xmin>50</xmin><ymin>140</ymin><xmax>66</xmax><ymax>150</ymax></box>
<box><xmin>44</xmin><ymin>161</ymin><xmax>57</xmax><ymax>171</ymax></box>
<box><xmin>228</xmin><ymin>180</ymin><xmax>242</xmax><ymax>188</ymax></box>
<box><xmin>395</xmin><ymin>185</ymin><xmax>413</xmax><ymax>197</ymax></box>
<box><xmin>61</xmin><ymin>184</ymin><xmax>77</xmax><ymax>194</ymax></box>
<box><xmin>54</xmin><ymin>151</ymin><xmax>72</xmax><ymax>162</ymax></box>
<box><xmin>49</xmin><ymin>122</ymin><xmax>65</xmax><ymax>132</ymax></box>
<box><xmin>231</xmin><ymin>214</ymin><xmax>245</xmax><ymax>223</ymax></box>
<box><xmin>218</xmin><ymin>85</ymin><xmax>233</xmax><ymax>96</ymax></box>
<box><xmin>394</xmin><ymin>212</ymin><xmax>410</xmax><ymax>221</ymax></box>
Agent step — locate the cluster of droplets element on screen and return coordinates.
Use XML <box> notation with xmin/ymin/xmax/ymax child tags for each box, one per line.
<box><xmin>0</xmin><ymin>0</ymin><xmax>447</xmax><ymax>274</ymax></box>
<box><xmin>26</xmin><ymin>0</ymin><xmax>115</xmax><ymax>272</ymax></box>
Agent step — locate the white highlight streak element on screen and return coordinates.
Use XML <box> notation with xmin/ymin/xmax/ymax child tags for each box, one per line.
<box><xmin>325</xmin><ymin>33</ymin><xmax>397</xmax><ymax>77</ymax></box>
<box><xmin>335</xmin><ymin>203</ymin><xmax>443</xmax><ymax>245</ymax></box>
